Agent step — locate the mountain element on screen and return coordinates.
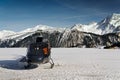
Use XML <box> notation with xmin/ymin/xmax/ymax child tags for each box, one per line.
<box><xmin>72</xmin><ymin>13</ymin><xmax>120</xmax><ymax>35</ymax></box>
<box><xmin>0</xmin><ymin>30</ymin><xmax>16</xmax><ymax>39</ymax></box>
<box><xmin>0</xmin><ymin>25</ymin><xmax>65</xmax><ymax>47</ymax></box>
<box><xmin>0</xmin><ymin>25</ymin><xmax>65</xmax><ymax>41</ymax></box>
<box><xmin>0</xmin><ymin>13</ymin><xmax>120</xmax><ymax>48</ymax></box>
<box><xmin>58</xmin><ymin>29</ymin><xmax>120</xmax><ymax>48</ymax></box>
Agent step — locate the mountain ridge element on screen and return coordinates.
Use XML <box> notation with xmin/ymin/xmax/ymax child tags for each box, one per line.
<box><xmin>1</xmin><ymin>13</ymin><xmax>120</xmax><ymax>40</ymax></box>
<box><xmin>0</xmin><ymin>13</ymin><xmax>120</xmax><ymax>48</ymax></box>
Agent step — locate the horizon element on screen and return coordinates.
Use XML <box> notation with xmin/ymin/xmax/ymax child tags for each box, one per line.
<box><xmin>0</xmin><ymin>0</ymin><xmax>120</xmax><ymax>31</ymax></box>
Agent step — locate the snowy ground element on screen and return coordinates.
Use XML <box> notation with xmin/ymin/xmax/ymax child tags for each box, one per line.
<box><xmin>0</xmin><ymin>48</ymin><xmax>120</xmax><ymax>80</ymax></box>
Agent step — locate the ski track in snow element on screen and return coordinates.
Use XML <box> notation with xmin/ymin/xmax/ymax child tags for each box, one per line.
<box><xmin>0</xmin><ymin>48</ymin><xmax>120</xmax><ymax>80</ymax></box>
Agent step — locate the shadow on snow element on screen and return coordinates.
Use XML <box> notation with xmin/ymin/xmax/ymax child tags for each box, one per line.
<box><xmin>0</xmin><ymin>59</ymin><xmax>38</xmax><ymax>70</ymax></box>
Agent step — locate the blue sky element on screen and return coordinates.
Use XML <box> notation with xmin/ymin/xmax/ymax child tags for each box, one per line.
<box><xmin>0</xmin><ymin>0</ymin><xmax>120</xmax><ymax>31</ymax></box>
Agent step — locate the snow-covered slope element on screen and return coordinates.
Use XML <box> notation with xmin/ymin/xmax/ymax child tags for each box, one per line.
<box><xmin>21</xmin><ymin>24</ymin><xmax>65</xmax><ymax>33</ymax></box>
<box><xmin>71</xmin><ymin>22</ymin><xmax>99</xmax><ymax>34</ymax></box>
<box><xmin>0</xmin><ymin>30</ymin><xmax>16</xmax><ymax>39</ymax></box>
<box><xmin>0</xmin><ymin>25</ymin><xmax>65</xmax><ymax>41</ymax></box>
<box><xmin>97</xmin><ymin>13</ymin><xmax>120</xmax><ymax>34</ymax></box>
<box><xmin>72</xmin><ymin>13</ymin><xmax>120</xmax><ymax>35</ymax></box>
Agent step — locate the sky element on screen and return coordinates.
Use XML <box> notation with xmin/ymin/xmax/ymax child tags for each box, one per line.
<box><xmin>0</xmin><ymin>0</ymin><xmax>120</xmax><ymax>31</ymax></box>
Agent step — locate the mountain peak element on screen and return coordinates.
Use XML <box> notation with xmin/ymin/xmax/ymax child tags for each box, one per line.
<box><xmin>71</xmin><ymin>13</ymin><xmax>120</xmax><ymax>35</ymax></box>
<box><xmin>21</xmin><ymin>24</ymin><xmax>65</xmax><ymax>33</ymax></box>
<box><xmin>108</xmin><ymin>13</ymin><xmax>120</xmax><ymax>26</ymax></box>
<box><xmin>101</xmin><ymin>13</ymin><xmax>120</xmax><ymax>23</ymax></box>
<box><xmin>21</xmin><ymin>24</ymin><xmax>53</xmax><ymax>32</ymax></box>
<box><xmin>111</xmin><ymin>13</ymin><xmax>120</xmax><ymax>17</ymax></box>
<box><xmin>35</xmin><ymin>24</ymin><xmax>54</xmax><ymax>30</ymax></box>
<box><xmin>0</xmin><ymin>30</ymin><xmax>16</xmax><ymax>39</ymax></box>
<box><xmin>108</xmin><ymin>13</ymin><xmax>120</xmax><ymax>22</ymax></box>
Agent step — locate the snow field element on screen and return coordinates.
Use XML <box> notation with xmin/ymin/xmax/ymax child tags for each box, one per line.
<box><xmin>0</xmin><ymin>48</ymin><xmax>120</xmax><ymax>80</ymax></box>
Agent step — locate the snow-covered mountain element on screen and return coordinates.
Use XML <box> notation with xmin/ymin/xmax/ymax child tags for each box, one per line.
<box><xmin>72</xmin><ymin>13</ymin><xmax>120</xmax><ymax>35</ymax></box>
<box><xmin>0</xmin><ymin>13</ymin><xmax>120</xmax><ymax>40</ymax></box>
<box><xmin>71</xmin><ymin>22</ymin><xmax>98</xmax><ymax>34</ymax></box>
<box><xmin>0</xmin><ymin>25</ymin><xmax>65</xmax><ymax>41</ymax></box>
<box><xmin>0</xmin><ymin>30</ymin><xmax>16</xmax><ymax>39</ymax></box>
<box><xmin>20</xmin><ymin>24</ymin><xmax>65</xmax><ymax>33</ymax></box>
<box><xmin>0</xmin><ymin>13</ymin><xmax>120</xmax><ymax>48</ymax></box>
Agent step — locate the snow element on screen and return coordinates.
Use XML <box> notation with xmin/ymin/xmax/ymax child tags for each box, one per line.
<box><xmin>0</xmin><ymin>24</ymin><xmax>65</xmax><ymax>41</ymax></box>
<box><xmin>0</xmin><ymin>30</ymin><xmax>16</xmax><ymax>39</ymax></box>
<box><xmin>0</xmin><ymin>48</ymin><xmax>120</xmax><ymax>80</ymax></box>
<box><xmin>21</xmin><ymin>25</ymin><xmax>65</xmax><ymax>33</ymax></box>
<box><xmin>71</xmin><ymin>13</ymin><xmax>120</xmax><ymax>35</ymax></box>
<box><xmin>72</xmin><ymin>22</ymin><xmax>97</xmax><ymax>31</ymax></box>
<box><xmin>109</xmin><ymin>13</ymin><xmax>120</xmax><ymax>27</ymax></box>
